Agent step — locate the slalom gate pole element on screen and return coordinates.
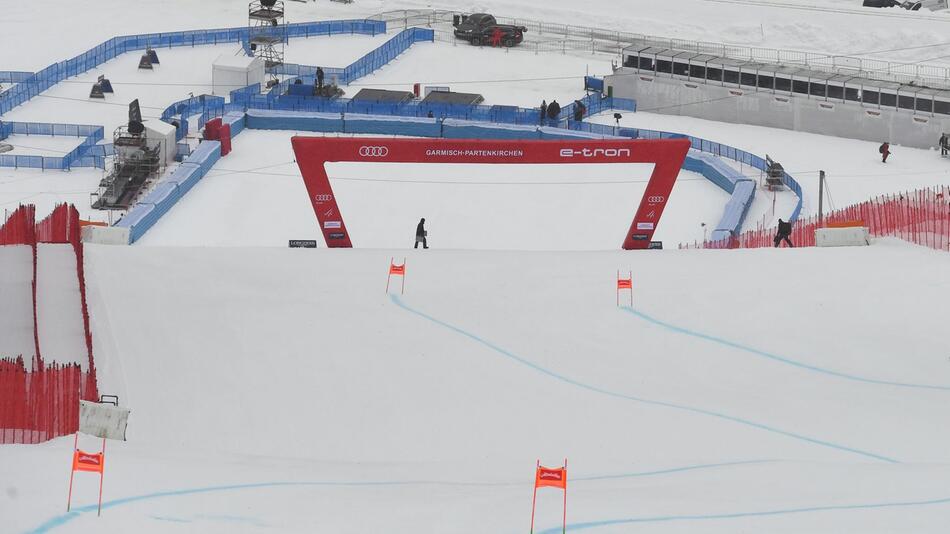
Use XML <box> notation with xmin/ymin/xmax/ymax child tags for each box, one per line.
<box><xmin>386</xmin><ymin>257</ymin><xmax>393</xmax><ymax>293</ymax></box>
<box><xmin>562</xmin><ymin>458</ymin><xmax>568</xmax><ymax>534</ymax></box>
<box><xmin>97</xmin><ymin>437</ymin><xmax>105</xmax><ymax>516</ymax></box>
<box><xmin>529</xmin><ymin>459</ymin><xmax>539</xmax><ymax>534</ymax></box>
<box><xmin>616</xmin><ymin>270</ymin><xmax>619</xmax><ymax>307</ymax></box>
<box><xmin>628</xmin><ymin>271</ymin><xmax>633</xmax><ymax>307</ymax></box>
<box><xmin>66</xmin><ymin>433</ymin><xmax>78</xmax><ymax>511</ymax></box>
<box><xmin>401</xmin><ymin>257</ymin><xmax>406</xmax><ymax>295</ymax></box>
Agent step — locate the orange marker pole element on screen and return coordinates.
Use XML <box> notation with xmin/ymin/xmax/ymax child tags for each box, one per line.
<box><xmin>66</xmin><ymin>433</ymin><xmax>78</xmax><ymax>511</ymax></box>
<box><xmin>628</xmin><ymin>271</ymin><xmax>633</xmax><ymax>307</ymax></box>
<box><xmin>386</xmin><ymin>257</ymin><xmax>393</xmax><ymax>293</ymax></box>
<box><xmin>562</xmin><ymin>458</ymin><xmax>568</xmax><ymax>534</ymax></box>
<box><xmin>529</xmin><ymin>459</ymin><xmax>539</xmax><ymax>534</ymax></box>
<box><xmin>97</xmin><ymin>438</ymin><xmax>106</xmax><ymax>516</ymax></box>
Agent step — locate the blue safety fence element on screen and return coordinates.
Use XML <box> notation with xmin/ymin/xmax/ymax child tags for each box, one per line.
<box><xmin>116</xmin><ymin>140</ymin><xmax>222</xmax><ymax>242</ymax></box>
<box><xmin>0</xmin><ymin>19</ymin><xmax>385</xmax><ymax>117</ymax></box>
<box><xmin>0</xmin><ymin>121</ymin><xmax>104</xmax><ymax>170</ymax></box>
<box><xmin>569</xmin><ymin>119</ymin><xmax>804</xmax><ymax>228</ymax></box>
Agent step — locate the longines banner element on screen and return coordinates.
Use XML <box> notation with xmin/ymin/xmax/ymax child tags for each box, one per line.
<box><xmin>291</xmin><ymin>137</ymin><xmax>690</xmax><ymax>250</ymax></box>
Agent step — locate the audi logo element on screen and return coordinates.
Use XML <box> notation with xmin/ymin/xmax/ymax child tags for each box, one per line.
<box><xmin>359</xmin><ymin>146</ymin><xmax>389</xmax><ymax>157</ymax></box>
<box><xmin>647</xmin><ymin>196</ymin><xmax>665</xmax><ymax>203</ymax></box>
<box><xmin>314</xmin><ymin>194</ymin><xmax>333</xmax><ymax>203</ymax></box>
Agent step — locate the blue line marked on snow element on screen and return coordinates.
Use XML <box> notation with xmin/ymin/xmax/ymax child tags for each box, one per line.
<box><xmin>537</xmin><ymin>496</ymin><xmax>950</xmax><ymax>533</ymax></box>
<box><xmin>24</xmin><ymin>461</ymin><xmax>763</xmax><ymax>534</ymax></box>
<box><xmin>620</xmin><ymin>307</ymin><xmax>950</xmax><ymax>392</ymax></box>
<box><xmin>574</xmin><ymin>459</ymin><xmax>774</xmax><ymax>481</ymax></box>
<box><xmin>389</xmin><ymin>295</ymin><xmax>897</xmax><ymax>464</ymax></box>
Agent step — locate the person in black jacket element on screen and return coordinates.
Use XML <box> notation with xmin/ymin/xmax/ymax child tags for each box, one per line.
<box><xmin>539</xmin><ymin>100</ymin><xmax>547</xmax><ymax>125</ymax></box>
<box><xmin>773</xmin><ymin>219</ymin><xmax>794</xmax><ymax>247</ymax></box>
<box><xmin>415</xmin><ymin>218</ymin><xmax>428</xmax><ymax>249</ymax></box>
<box><xmin>547</xmin><ymin>100</ymin><xmax>561</xmax><ymax>121</ymax></box>
<box><xmin>316</xmin><ymin>67</ymin><xmax>325</xmax><ymax>92</ymax></box>
<box><xmin>940</xmin><ymin>133</ymin><xmax>948</xmax><ymax>156</ymax></box>
<box><xmin>573</xmin><ymin>100</ymin><xmax>586</xmax><ymax>121</ymax></box>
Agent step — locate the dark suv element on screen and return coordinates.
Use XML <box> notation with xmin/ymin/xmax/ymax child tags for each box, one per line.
<box><xmin>453</xmin><ymin>13</ymin><xmax>527</xmax><ymax>47</ymax></box>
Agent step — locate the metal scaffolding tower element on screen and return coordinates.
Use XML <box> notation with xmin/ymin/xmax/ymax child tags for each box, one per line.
<box><xmin>248</xmin><ymin>0</ymin><xmax>285</xmax><ymax>69</ymax></box>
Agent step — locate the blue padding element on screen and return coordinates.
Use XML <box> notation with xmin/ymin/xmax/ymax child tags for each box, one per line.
<box><xmin>165</xmin><ymin>162</ymin><xmax>202</xmax><ymax>194</ymax></box>
<box><xmin>139</xmin><ymin>181</ymin><xmax>179</xmax><ymax>206</ymax></box>
<box><xmin>344</xmin><ymin>114</ymin><xmax>440</xmax><ymax>137</ymax></box>
<box><xmin>245</xmin><ymin>109</ymin><xmax>343</xmax><ymax>132</ymax></box>
<box><xmin>115</xmin><ymin>203</ymin><xmax>154</xmax><ymax>229</ymax></box>
<box><xmin>442</xmin><ymin>119</ymin><xmax>539</xmax><ymax>139</ymax></box>
<box><xmin>184</xmin><ymin>140</ymin><xmax>221</xmax><ymax>176</ymax></box>
<box><xmin>287</xmin><ymin>84</ymin><xmax>316</xmax><ymax>97</ymax></box>
<box><xmin>684</xmin><ymin>150</ymin><xmax>748</xmax><ymax>194</ymax></box>
<box><xmin>222</xmin><ymin>111</ymin><xmax>246</xmax><ymax>137</ymax></box>
<box><xmin>714</xmin><ymin>180</ymin><xmax>756</xmax><ymax>237</ymax></box>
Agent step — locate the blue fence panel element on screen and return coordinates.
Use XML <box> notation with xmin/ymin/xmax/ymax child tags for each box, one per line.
<box><xmin>344</xmin><ymin>114</ymin><xmax>441</xmax><ymax>137</ymax></box>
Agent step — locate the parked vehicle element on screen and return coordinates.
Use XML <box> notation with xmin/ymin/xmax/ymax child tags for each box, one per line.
<box><xmin>453</xmin><ymin>13</ymin><xmax>527</xmax><ymax>47</ymax></box>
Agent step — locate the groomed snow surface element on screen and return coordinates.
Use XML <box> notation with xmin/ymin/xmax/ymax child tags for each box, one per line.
<box><xmin>6</xmin><ymin>241</ymin><xmax>950</xmax><ymax>533</ymax></box>
<box><xmin>3</xmin><ymin>1</ymin><xmax>950</xmax><ymax>533</ymax></box>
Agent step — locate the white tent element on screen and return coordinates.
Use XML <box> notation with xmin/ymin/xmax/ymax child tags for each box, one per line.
<box><xmin>144</xmin><ymin>119</ymin><xmax>178</xmax><ymax>166</ymax></box>
<box><xmin>212</xmin><ymin>54</ymin><xmax>265</xmax><ymax>97</ymax></box>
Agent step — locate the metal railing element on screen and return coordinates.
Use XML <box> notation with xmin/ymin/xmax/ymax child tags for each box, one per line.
<box><xmin>369</xmin><ymin>9</ymin><xmax>950</xmax><ymax>86</ymax></box>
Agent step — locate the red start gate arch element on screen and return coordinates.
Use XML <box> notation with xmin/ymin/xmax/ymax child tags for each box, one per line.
<box><xmin>291</xmin><ymin>137</ymin><xmax>691</xmax><ymax>249</ymax></box>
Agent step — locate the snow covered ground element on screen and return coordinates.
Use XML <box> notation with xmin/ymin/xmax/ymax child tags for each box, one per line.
<box><xmin>5</xmin><ymin>240</ymin><xmax>950</xmax><ymax>533</ymax></box>
<box><xmin>4</xmin><ymin>1</ymin><xmax>950</xmax><ymax>533</ymax></box>
<box><xmin>350</xmin><ymin>40</ymin><xmax>614</xmax><ymax>107</ymax></box>
<box><xmin>135</xmin><ymin>129</ymin><xmax>726</xmax><ymax>247</ymax></box>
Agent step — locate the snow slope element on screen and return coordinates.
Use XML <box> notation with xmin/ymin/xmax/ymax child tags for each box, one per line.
<box><xmin>0</xmin><ymin>245</ymin><xmax>36</xmax><ymax>366</ymax></box>
<box><xmin>5</xmin><ymin>240</ymin><xmax>950</xmax><ymax>533</ymax></box>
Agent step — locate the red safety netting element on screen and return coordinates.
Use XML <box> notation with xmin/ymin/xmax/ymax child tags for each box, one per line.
<box><xmin>682</xmin><ymin>186</ymin><xmax>950</xmax><ymax>252</ymax></box>
<box><xmin>1</xmin><ymin>204</ymin><xmax>98</xmax><ymax>444</ymax></box>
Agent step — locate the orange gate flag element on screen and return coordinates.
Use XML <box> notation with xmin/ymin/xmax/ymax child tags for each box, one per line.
<box><xmin>535</xmin><ymin>465</ymin><xmax>567</xmax><ymax>489</ymax></box>
<box><xmin>72</xmin><ymin>450</ymin><xmax>105</xmax><ymax>473</ymax></box>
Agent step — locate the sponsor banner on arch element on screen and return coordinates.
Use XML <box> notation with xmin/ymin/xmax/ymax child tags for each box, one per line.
<box><xmin>291</xmin><ymin>137</ymin><xmax>690</xmax><ymax>249</ymax></box>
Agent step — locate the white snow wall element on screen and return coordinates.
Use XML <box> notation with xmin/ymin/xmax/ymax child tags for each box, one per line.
<box><xmin>0</xmin><ymin>245</ymin><xmax>36</xmax><ymax>367</ymax></box>
<box><xmin>35</xmin><ymin>243</ymin><xmax>88</xmax><ymax>370</ymax></box>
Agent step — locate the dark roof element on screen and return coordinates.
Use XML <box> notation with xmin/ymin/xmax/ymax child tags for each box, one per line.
<box><xmin>351</xmin><ymin>88</ymin><xmax>415</xmax><ymax>104</ymax></box>
<box><xmin>421</xmin><ymin>91</ymin><xmax>485</xmax><ymax>105</ymax></box>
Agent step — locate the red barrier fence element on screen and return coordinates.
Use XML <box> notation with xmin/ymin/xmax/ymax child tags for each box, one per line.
<box><xmin>0</xmin><ymin>358</ymin><xmax>93</xmax><ymax>444</ymax></box>
<box><xmin>682</xmin><ymin>186</ymin><xmax>950</xmax><ymax>251</ymax></box>
<box><xmin>1</xmin><ymin>204</ymin><xmax>98</xmax><ymax>444</ymax></box>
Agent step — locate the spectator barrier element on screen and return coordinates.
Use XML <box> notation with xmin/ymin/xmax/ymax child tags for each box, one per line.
<box><xmin>571</xmin><ymin>120</ymin><xmax>805</xmax><ymax>236</ymax></box>
<box><xmin>0</xmin><ymin>122</ymin><xmax>104</xmax><ymax>170</ymax></box>
<box><xmin>688</xmin><ymin>186</ymin><xmax>950</xmax><ymax>252</ymax></box>
<box><xmin>0</xmin><ymin>204</ymin><xmax>98</xmax><ymax>445</ymax></box>
<box><xmin>0</xmin><ymin>20</ymin><xmax>384</xmax><ymax>117</ymax></box>
<box><xmin>116</xmin><ymin>141</ymin><xmax>222</xmax><ymax>243</ymax></box>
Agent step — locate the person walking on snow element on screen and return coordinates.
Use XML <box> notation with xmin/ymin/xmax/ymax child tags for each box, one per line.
<box><xmin>539</xmin><ymin>100</ymin><xmax>547</xmax><ymax>125</ymax></box>
<box><xmin>415</xmin><ymin>218</ymin><xmax>428</xmax><ymax>249</ymax></box>
<box><xmin>940</xmin><ymin>133</ymin><xmax>948</xmax><ymax>157</ymax></box>
<box><xmin>773</xmin><ymin>219</ymin><xmax>794</xmax><ymax>248</ymax></box>
<box><xmin>879</xmin><ymin>141</ymin><xmax>890</xmax><ymax>163</ymax></box>
<box><xmin>547</xmin><ymin>100</ymin><xmax>561</xmax><ymax>123</ymax></box>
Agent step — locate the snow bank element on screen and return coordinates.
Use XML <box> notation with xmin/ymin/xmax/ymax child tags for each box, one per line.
<box><xmin>0</xmin><ymin>245</ymin><xmax>36</xmax><ymax>366</ymax></box>
<box><xmin>35</xmin><ymin>243</ymin><xmax>88</xmax><ymax>369</ymax></box>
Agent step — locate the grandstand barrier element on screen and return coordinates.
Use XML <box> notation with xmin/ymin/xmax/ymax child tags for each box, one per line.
<box><xmin>0</xmin><ymin>122</ymin><xmax>104</xmax><ymax>170</ymax></box>
<box><xmin>686</xmin><ymin>186</ymin><xmax>950</xmax><ymax>252</ymax></box>
<box><xmin>1</xmin><ymin>204</ymin><xmax>98</xmax><ymax>445</ymax></box>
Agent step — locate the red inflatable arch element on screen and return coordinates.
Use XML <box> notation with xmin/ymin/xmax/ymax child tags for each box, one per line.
<box><xmin>291</xmin><ymin>137</ymin><xmax>691</xmax><ymax>249</ymax></box>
